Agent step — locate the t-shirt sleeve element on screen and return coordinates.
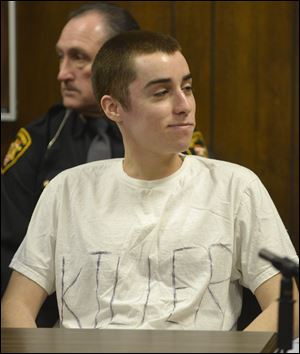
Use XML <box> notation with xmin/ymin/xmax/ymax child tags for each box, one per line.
<box><xmin>9</xmin><ymin>177</ymin><xmax>60</xmax><ymax>295</ymax></box>
<box><xmin>234</xmin><ymin>177</ymin><xmax>298</xmax><ymax>293</ymax></box>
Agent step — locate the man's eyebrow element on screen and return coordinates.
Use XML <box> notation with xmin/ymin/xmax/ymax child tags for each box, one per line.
<box><xmin>144</xmin><ymin>73</ymin><xmax>192</xmax><ymax>90</ymax></box>
<box><xmin>55</xmin><ymin>46</ymin><xmax>87</xmax><ymax>55</ymax></box>
<box><xmin>182</xmin><ymin>73</ymin><xmax>192</xmax><ymax>82</ymax></box>
<box><xmin>144</xmin><ymin>78</ymin><xmax>171</xmax><ymax>89</ymax></box>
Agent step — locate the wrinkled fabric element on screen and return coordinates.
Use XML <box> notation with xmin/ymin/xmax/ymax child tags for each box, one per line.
<box><xmin>10</xmin><ymin>155</ymin><xmax>298</xmax><ymax>330</ymax></box>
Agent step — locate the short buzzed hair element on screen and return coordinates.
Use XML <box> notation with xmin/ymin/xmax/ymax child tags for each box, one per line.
<box><xmin>92</xmin><ymin>30</ymin><xmax>181</xmax><ymax>112</ymax></box>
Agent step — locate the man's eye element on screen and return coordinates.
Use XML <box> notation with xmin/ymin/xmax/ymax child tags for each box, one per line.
<box><xmin>57</xmin><ymin>53</ymin><xmax>63</xmax><ymax>61</ymax></box>
<box><xmin>74</xmin><ymin>54</ymin><xmax>85</xmax><ymax>61</ymax></box>
<box><xmin>153</xmin><ymin>90</ymin><xmax>168</xmax><ymax>97</ymax></box>
<box><xmin>183</xmin><ymin>85</ymin><xmax>193</xmax><ymax>92</ymax></box>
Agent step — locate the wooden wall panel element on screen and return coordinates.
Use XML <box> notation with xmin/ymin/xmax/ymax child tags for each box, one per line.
<box><xmin>213</xmin><ymin>1</ymin><xmax>298</xmax><ymax>247</ymax></box>
<box><xmin>255</xmin><ymin>1</ymin><xmax>295</xmax><ymax>240</ymax></box>
<box><xmin>174</xmin><ymin>1</ymin><xmax>212</xmax><ymax>147</ymax></box>
<box><xmin>1</xmin><ymin>1</ymin><xmax>9</xmax><ymax>110</ymax></box>
<box><xmin>292</xmin><ymin>1</ymin><xmax>299</xmax><ymax>251</ymax></box>
<box><xmin>113</xmin><ymin>1</ymin><xmax>172</xmax><ymax>34</ymax></box>
<box><xmin>17</xmin><ymin>2</ymin><xmax>68</xmax><ymax>124</ymax></box>
<box><xmin>213</xmin><ymin>1</ymin><xmax>258</xmax><ymax>166</ymax></box>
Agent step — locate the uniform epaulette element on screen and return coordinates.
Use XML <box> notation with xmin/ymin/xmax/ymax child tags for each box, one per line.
<box><xmin>1</xmin><ymin>128</ymin><xmax>32</xmax><ymax>174</ymax></box>
<box><xmin>184</xmin><ymin>130</ymin><xmax>208</xmax><ymax>157</ymax></box>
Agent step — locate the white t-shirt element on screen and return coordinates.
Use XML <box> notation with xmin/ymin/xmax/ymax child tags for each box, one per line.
<box><xmin>10</xmin><ymin>155</ymin><xmax>298</xmax><ymax>330</ymax></box>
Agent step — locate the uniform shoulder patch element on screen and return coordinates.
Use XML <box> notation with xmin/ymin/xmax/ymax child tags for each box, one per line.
<box><xmin>184</xmin><ymin>130</ymin><xmax>209</xmax><ymax>157</ymax></box>
<box><xmin>1</xmin><ymin>128</ymin><xmax>32</xmax><ymax>174</ymax></box>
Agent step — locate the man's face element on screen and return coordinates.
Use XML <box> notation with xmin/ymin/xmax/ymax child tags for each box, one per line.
<box><xmin>119</xmin><ymin>51</ymin><xmax>196</xmax><ymax>156</ymax></box>
<box><xmin>56</xmin><ymin>12</ymin><xmax>109</xmax><ymax>116</ymax></box>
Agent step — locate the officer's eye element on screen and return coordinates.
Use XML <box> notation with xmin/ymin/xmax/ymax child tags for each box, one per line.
<box><xmin>74</xmin><ymin>53</ymin><xmax>85</xmax><ymax>61</ymax></box>
<box><xmin>56</xmin><ymin>52</ymin><xmax>64</xmax><ymax>61</ymax></box>
<box><xmin>182</xmin><ymin>85</ymin><xmax>193</xmax><ymax>93</ymax></box>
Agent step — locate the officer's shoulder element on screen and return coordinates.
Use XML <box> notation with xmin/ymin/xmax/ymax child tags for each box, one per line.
<box><xmin>26</xmin><ymin>103</ymin><xmax>67</xmax><ymax>133</ymax></box>
<box><xmin>1</xmin><ymin>104</ymin><xmax>67</xmax><ymax>174</ymax></box>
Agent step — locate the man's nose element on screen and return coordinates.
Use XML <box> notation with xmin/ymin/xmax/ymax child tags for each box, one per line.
<box><xmin>173</xmin><ymin>90</ymin><xmax>192</xmax><ymax>115</ymax></box>
<box><xmin>57</xmin><ymin>58</ymin><xmax>74</xmax><ymax>81</ymax></box>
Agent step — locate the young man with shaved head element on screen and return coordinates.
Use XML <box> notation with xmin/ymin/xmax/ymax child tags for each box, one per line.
<box><xmin>2</xmin><ymin>31</ymin><xmax>298</xmax><ymax>335</ymax></box>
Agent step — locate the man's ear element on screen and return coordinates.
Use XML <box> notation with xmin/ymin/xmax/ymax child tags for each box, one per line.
<box><xmin>100</xmin><ymin>95</ymin><xmax>122</xmax><ymax>123</ymax></box>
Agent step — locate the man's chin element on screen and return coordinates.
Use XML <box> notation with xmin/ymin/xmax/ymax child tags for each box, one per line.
<box><xmin>62</xmin><ymin>97</ymin><xmax>81</xmax><ymax>111</ymax></box>
<box><xmin>62</xmin><ymin>99</ymin><xmax>100</xmax><ymax>117</ymax></box>
<box><xmin>61</xmin><ymin>95</ymin><xmax>74</xmax><ymax>104</ymax></box>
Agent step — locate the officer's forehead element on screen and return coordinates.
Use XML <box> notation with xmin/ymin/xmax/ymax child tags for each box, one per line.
<box><xmin>56</xmin><ymin>12</ymin><xmax>109</xmax><ymax>52</ymax></box>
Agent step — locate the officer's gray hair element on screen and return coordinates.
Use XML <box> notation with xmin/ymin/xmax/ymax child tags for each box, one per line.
<box><xmin>68</xmin><ymin>2</ymin><xmax>140</xmax><ymax>38</ymax></box>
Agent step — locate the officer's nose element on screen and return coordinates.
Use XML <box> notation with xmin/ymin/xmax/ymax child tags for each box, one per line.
<box><xmin>57</xmin><ymin>58</ymin><xmax>75</xmax><ymax>82</ymax></box>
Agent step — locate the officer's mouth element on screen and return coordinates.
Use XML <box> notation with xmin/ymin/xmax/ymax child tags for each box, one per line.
<box><xmin>62</xmin><ymin>88</ymin><xmax>79</xmax><ymax>95</ymax></box>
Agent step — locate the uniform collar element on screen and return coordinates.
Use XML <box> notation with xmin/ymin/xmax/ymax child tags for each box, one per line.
<box><xmin>71</xmin><ymin>111</ymin><xmax>88</xmax><ymax>139</ymax></box>
<box><xmin>76</xmin><ymin>113</ymin><xmax>122</xmax><ymax>141</ymax></box>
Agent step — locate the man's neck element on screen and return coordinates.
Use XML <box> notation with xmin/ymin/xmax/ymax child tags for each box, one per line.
<box><xmin>123</xmin><ymin>153</ymin><xmax>184</xmax><ymax>181</ymax></box>
<box><xmin>77</xmin><ymin>107</ymin><xmax>102</xmax><ymax>119</ymax></box>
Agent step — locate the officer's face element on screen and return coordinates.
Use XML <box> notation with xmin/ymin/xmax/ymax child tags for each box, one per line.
<box><xmin>116</xmin><ymin>51</ymin><xmax>196</xmax><ymax>156</ymax></box>
<box><xmin>56</xmin><ymin>12</ymin><xmax>109</xmax><ymax>116</ymax></box>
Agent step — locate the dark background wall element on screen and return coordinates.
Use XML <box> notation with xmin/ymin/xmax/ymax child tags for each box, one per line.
<box><xmin>1</xmin><ymin>1</ymin><xmax>299</xmax><ymax>252</ymax></box>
